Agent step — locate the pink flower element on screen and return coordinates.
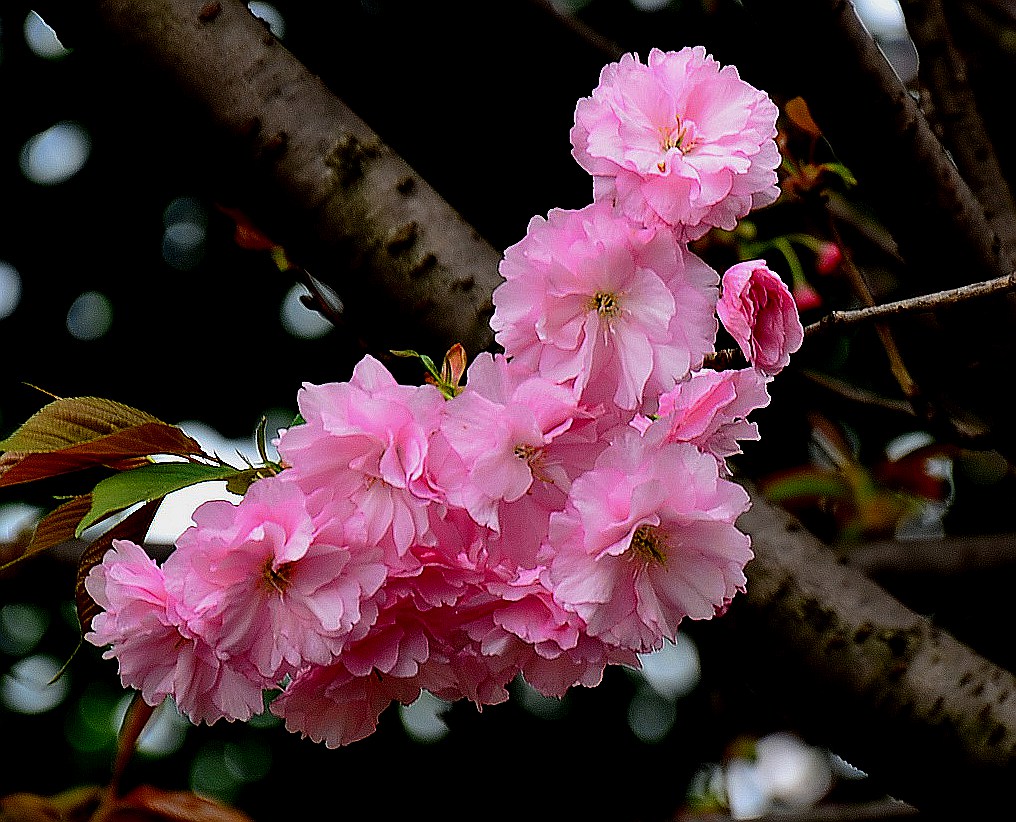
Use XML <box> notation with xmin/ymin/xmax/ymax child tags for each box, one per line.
<box><xmin>432</xmin><ymin>353</ymin><xmax>582</xmax><ymax>561</ymax></box>
<box><xmin>792</xmin><ymin>282</ymin><xmax>823</xmax><ymax>312</ymax></box>
<box><xmin>717</xmin><ymin>260</ymin><xmax>804</xmax><ymax>376</ymax></box>
<box><xmin>546</xmin><ymin>427</ymin><xmax>753</xmax><ymax>653</ymax></box>
<box><xmin>276</xmin><ymin>354</ymin><xmax>447</xmax><ymax>560</ymax></box>
<box><xmin>271</xmin><ymin>659</ymin><xmax>423</xmax><ymax>748</ymax></box>
<box><xmin>491</xmin><ymin>201</ymin><xmax>718</xmax><ymax>411</ymax></box>
<box><xmin>166</xmin><ymin>477</ymin><xmax>387</xmax><ymax>682</ymax></box>
<box><xmin>483</xmin><ymin>568</ymin><xmax>639</xmax><ymax>698</ymax></box>
<box><xmin>84</xmin><ymin>540</ymin><xmax>265</xmax><ymax>725</ymax></box>
<box><xmin>655</xmin><ymin>367</ymin><xmax>772</xmax><ymax>471</ymax></box>
<box><xmin>571</xmin><ymin>47</ymin><xmax>780</xmax><ymax>240</ymax></box>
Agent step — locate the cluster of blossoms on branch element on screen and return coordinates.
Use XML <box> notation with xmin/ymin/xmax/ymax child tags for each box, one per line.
<box><xmin>84</xmin><ymin>46</ymin><xmax>802</xmax><ymax>746</ymax></box>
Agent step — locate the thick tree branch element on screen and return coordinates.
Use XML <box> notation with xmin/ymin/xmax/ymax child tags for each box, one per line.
<box><xmin>34</xmin><ymin>0</ymin><xmax>502</xmax><ymax>359</ymax></box>
<box><xmin>899</xmin><ymin>0</ymin><xmax>1016</xmax><ymax>264</ymax></box>
<box><xmin>845</xmin><ymin>532</ymin><xmax>1016</xmax><ymax>578</ymax></box>
<box><xmin>707</xmin><ymin>483</ymin><xmax>1016</xmax><ymax>813</ymax></box>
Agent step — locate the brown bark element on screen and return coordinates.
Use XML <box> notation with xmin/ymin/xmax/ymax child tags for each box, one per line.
<box><xmin>708</xmin><ymin>484</ymin><xmax>1016</xmax><ymax>812</ymax></box>
<box><xmin>36</xmin><ymin>0</ymin><xmax>503</xmax><ymax>359</ymax></box>
<box><xmin>899</xmin><ymin>0</ymin><xmax>1016</xmax><ymax>267</ymax></box>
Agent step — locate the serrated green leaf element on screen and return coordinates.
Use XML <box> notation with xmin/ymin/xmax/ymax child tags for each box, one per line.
<box><xmin>0</xmin><ymin>396</ymin><xmax>166</xmax><ymax>453</ymax></box>
<box><xmin>76</xmin><ymin>461</ymin><xmax>245</xmax><ymax>537</ymax></box>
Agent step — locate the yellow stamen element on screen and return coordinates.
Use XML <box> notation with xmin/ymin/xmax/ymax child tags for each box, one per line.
<box><xmin>629</xmin><ymin>523</ymin><xmax>668</xmax><ymax>565</ymax></box>
<box><xmin>263</xmin><ymin>559</ymin><xmax>292</xmax><ymax>596</ymax></box>
<box><xmin>589</xmin><ymin>291</ymin><xmax>621</xmax><ymax>318</ymax></box>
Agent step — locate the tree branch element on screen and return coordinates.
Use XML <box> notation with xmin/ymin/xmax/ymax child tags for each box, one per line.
<box><xmin>706</xmin><ymin>482</ymin><xmax>1016</xmax><ymax>813</ymax></box>
<box><xmin>899</xmin><ymin>0</ymin><xmax>1016</xmax><ymax>265</ymax></box>
<box><xmin>33</xmin><ymin>0</ymin><xmax>502</xmax><ymax>359</ymax></box>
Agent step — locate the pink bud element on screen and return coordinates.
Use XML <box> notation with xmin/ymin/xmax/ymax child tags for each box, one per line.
<box><xmin>793</xmin><ymin>283</ymin><xmax>823</xmax><ymax>311</ymax></box>
<box><xmin>815</xmin><ymin>242</ymin><xmax>843</xmax><ymax>274</ymax></box>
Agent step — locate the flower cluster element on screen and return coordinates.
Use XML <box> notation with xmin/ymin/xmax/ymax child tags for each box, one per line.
<box><xmin>85</xmin><ymin>46</ymin><xmax>802</xmax><ymax>747</ymax></box>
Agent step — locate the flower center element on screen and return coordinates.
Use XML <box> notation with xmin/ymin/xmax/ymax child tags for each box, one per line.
<box><xmin>589</xmin><ymin>291</ymin><xmax>621</xmax><ymax>319</ymax></box>
<box><xmin>629</xmin><ymin>523</ymin><xmax>668</xmax><ymax>566</ymax></box>
<box><xmin>657</xmin><ymin>115</ymin><xmax>697</xmax><ymax>172</ymax></box>
<box><xmin>263</xmin><ymin>559</ymin><xmax>293</xmax><ymax>596</ymax></box>
<box><xmin>513</xmin><ymin>443</ymin><xmax>555</xmax><ymax>485</ymax></box>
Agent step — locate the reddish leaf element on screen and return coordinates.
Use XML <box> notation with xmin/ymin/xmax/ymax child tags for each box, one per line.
<box><xmin>215</xmin><ymin>204</ymin><xmax>279</xmax><ymax>252</ymax></box>
<box><xmin>783</xmin><ymin>96</ymin><xmax>822</xmax><ymax>139</ymax></box>
<box><xmin>75</xmin><ymin>500</ymin><xmax>162</xmax><ymax>634</ymax></box>
<box><xmin>107</xmin><ymin>786</ymin><xmax>255</xmax><ymax>822</ymax></box>
<box><xmin>0</xmin><ymin>396</ymin><xmax>166</xmax><ymax>454</ymax></box>
<box><xmin>0</xmin><ymin>496</ymin><xmax>93</xmax><ymax>573</ymax></box>
<box><xmin>0</xmin><ymin>423</ymin><xmax>205</xmax><ymax>489</ymax></box>
<box><xmin>0</xmin><ymin>787</ymin><xmax>102</xmax><ymax>822</ymax></box>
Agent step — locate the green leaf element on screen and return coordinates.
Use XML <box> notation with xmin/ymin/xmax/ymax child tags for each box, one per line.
<box><xmin>390</xmin><ymin>349</ymin><xmax>440</xmax><ymax>381</ymax></box>
<box><xmin>760</xmin><ymin>467</ymin><xmax>851</xmax><ymax>504</ymax></box>
<box><xmin>76</xmin><ymin>461</ymin><xmax>246</xmax><ymax>537</ymax></box>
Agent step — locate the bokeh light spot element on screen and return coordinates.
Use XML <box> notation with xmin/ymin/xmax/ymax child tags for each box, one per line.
<box><xmin>66</xmin><ymin>290</ymin><xmax>113</xmax><ymax>340</ymax></box>
<box><xmin>513</xmin><ymin>676</ymin><xmax>569</xmax><ymax>720</ymax></box>
<box><xmin>399</xmin><ymin>690</ymin><xmax>451</xmax><ymax>743</ymax></box>
<box><xmin>0</xmin><ymin>261</ymin><xmax>23</xmax><ymax>320</ymax></box>
<box><xmin>20</xmin><ymin>122</ymin><xmax>91</xmax><ymax>185</ymax></box>
<box><xmin>162</xmin><ymin>196</ymin><xmax>208</xmax><ymax>270</ymax></box>
<box><xmin>190</xmin><ymin>742</ymin><xmax>242</xmax><ymax>804</ymax></box>
<box><xmin>23</xmin><ymin>11</ymin><xmax>70</xmax><ymax>59</ymax></box>
<box><xmin>1</xmin><ymin>654</ymin><xmax>70</xmax><ymax>714</ymax></box>
<box><xmin>248</xmin><ymin>3</ymin><xmax>286</xmax><ymax>38</ymax></box>
<box><xmin>0</xmin><ymin>603</ymin><xmax>50</xmax><ymax>657</ymax></box>
<box><xmin>627</xmin><ymin>685</ymin><xmax>676</xmax><ymax>743</ymax></box>
<box><xmin>280</xmin><ymin>283</ymin><xmax>334</xmax><ymax>339</ymax></box>
<box><xmin>637</xmin><ymin>633</ymin><xmax>700</xmax><ymax>700</ymax></box>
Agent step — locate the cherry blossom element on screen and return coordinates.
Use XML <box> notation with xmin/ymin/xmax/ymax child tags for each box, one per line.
<box><xmin>571</xmin><ymin>46</ymin><xmax>780</xmax><ymax>240</ymax></box>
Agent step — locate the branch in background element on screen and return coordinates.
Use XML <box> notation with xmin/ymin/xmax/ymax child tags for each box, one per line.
<box><xmin>33</xmin><ymin>0</ymin><xmax>502</xmax><ymax>359</ymax></box>
<box><xmin>899</xmin><ymin>0</ymin><xmax>1016</xmax><ymax>267</ymax></box>
<box><xmin>704</xmin><ymin>482</ymin><xmax>1016</xmax><ymax>813</ymax></box>
<box><xmin>675</xmin><ymin>798</ymin><xmax>919</xmax><ymax>822</ymax></box>
<box><xmin>844</xmin><ymin>532</ymin><xmax>1016</xmax><ymax>579</ymax></box>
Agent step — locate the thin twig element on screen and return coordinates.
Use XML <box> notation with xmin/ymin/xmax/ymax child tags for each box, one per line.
<box><xmin>805</xmin><ymin>271</ymin><xmax>1016</xmax><ymax>339</ymax></box>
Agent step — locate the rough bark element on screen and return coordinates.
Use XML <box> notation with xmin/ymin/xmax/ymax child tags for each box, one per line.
<box><xmin>708</xmin><ymin>484</ymin><xmax>1016</xmax><ymax>813</ymax></box>
<box><xmin>899</xmin><ymin>0</ymin><xmax>1016</xmax><ymax>266</ymax></box>
<box><xmin>33</xmin><ymin>0</ymin><xmax>503</xmax><ymax>359</ymax></box>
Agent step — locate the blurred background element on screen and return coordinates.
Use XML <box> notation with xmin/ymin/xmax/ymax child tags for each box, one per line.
<box><xmin>2</xmin><ymin>1</ymin><xmax>1014</xmax><ymax>820</ymax></box>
